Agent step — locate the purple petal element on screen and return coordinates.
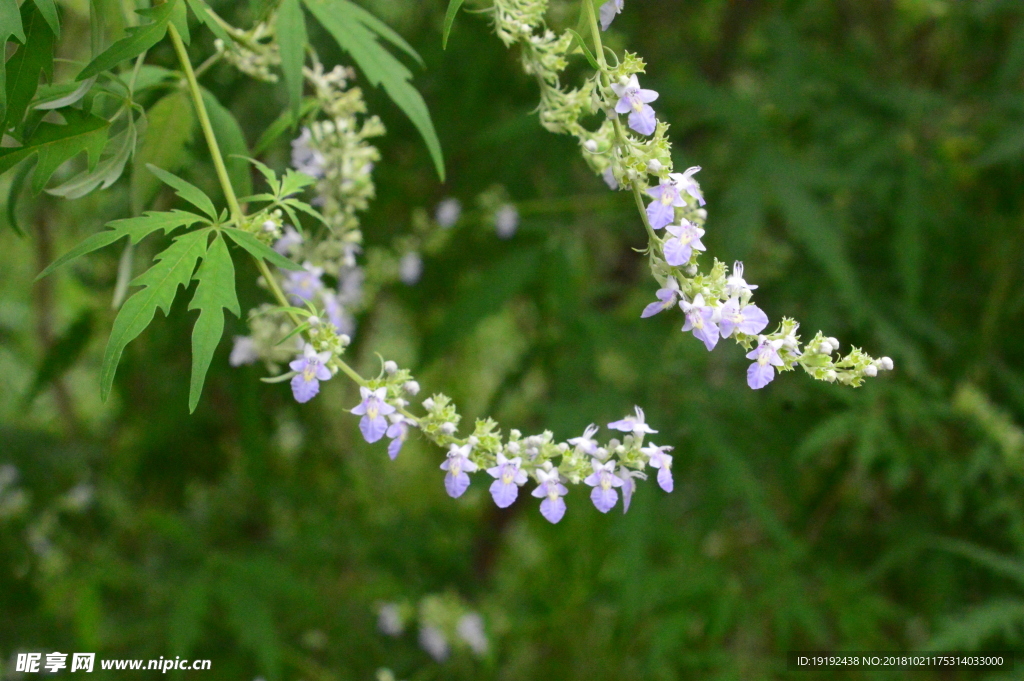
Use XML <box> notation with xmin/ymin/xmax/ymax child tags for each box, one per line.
<box><xmin>291</xmin><ymin>375</ymin><xmax>320</xmax><ymax>403</ymax></box>
<box><xmin>657</xmin><ymin>467</ymin><xmax>674</xmax><ymax>493</ymax></box>
<box><xmin>289</xmin><ymin>358</ymin><xmax>308</xmax><ymax>372</ymax></box>
<box><xmin>738</xmin><ymin>305</ymin><xmax>769</xmax><ymax>335</ymax></box>
<box><xmin>641</xmin><ymin>300</ymin><xmax>667</xmax><ymax>318</ymax></box>
<box><xmin>628</xmin><ymin>105</ymin><xmax>657</xmax><ymax>136</ymax></box>
<box><xmin>638</xmin><ymin>88</ymin><xmax>659</xmax><ymax>104</ymax></box>
<box><xmin>540</xmin><ymin>496</ymin><xmax>566</xmax><ymax>523</ymax></box>
<box><xmin>591</xmin><ymin>486</ymin><xmax>618</xmax><ymax>513</ymax></box>
<box><xmin>622</xmin><ymin>477</ymin><xmax>635</xmax><ymax>513</ymax></box>
<box><xmin>692</xmin><ymin>322</ymin><xmax>720</xmax><ymax>351</ymax></box>
<box><xmin>663</xmin><ymin>238</ymin><xmax>692</xmax><ymax>267</ymax></box>
<box><xmin>646</xmin><ymin>201</ymin><xmax>673</xmax><ymax>230</ymax></box>
<box><xmin>747</xmin><ymin>362</ymin><xmax>775</xmax><ymax>390</ymax></box>
<box><xmin>614</xmin><ymin>99</ymin><xmax>632</xmax><ymax>114</ymax></box>
<box><xmin>387</xmin><ymin>437</ymin><xmax>403</xmax><ymax>460</ymax></box>
<box><xmin>445</xmin><ymin>471</ymin><xmax>471</xmax><ymax>498</ymax></box>
<box><xmin>360</xmin><ymin>414</ymin><xmax>389</xmax><ymax>443</ymax></box>
<box><xmin>490</xmin><ymin>480</ymin><xmax>519</xmax><ymax>508</ymax></box>
<box><xmin>314</xmin><ymin>364</ymin><xmax>332</xmax><ymax>381</ymax></box>
<box><xmin>350</xmin><ymin>402</ymin><xmax>368</xmax><ymax>416</ymax></box>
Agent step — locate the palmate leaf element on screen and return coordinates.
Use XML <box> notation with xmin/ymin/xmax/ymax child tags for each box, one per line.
<box><xmin>131</xmin><ymin>90</ymin><xmax>196</xmax><ymax>214</ymax></box>
<box><xmin>303</xmin><ymin>0</ymin><xmax>445</xmax><ymax>181</ymax></box>
<box><xmin>101</xmin><ymin>228</ymin><xmax>211</xmax><ymax>401</ymax></box>
<box><xmin>0</xmin><ymin>109</ymin><xmax>109</xmax><ymax>192</ymax></box>
<box><xmin>277</xmin><ymin>0</ymin><xmax>307</xmax><ymax>118</ymax></box>
<box><xmin>36</xmin><ymin>209</ymin><xmax>208</xmax><ymax>279</ymax></box>
<box><xmin>147</xmin><ymin>164</ymin><xmax>219</xmax><ymax>221</ymax></box>
<box><xmin>3</xmin><ymin>1</ymin><xmax>55</xmax><ymax>136</ymax></box>
<box><xmin>0</xmin><ymin>0</ymin><xmax>27</xmax><ymax>123</ymax></box>
<box><xmin>77</xmin><ymin>0</ymin><xmax>177</xmax><ymax>81</ymax></box>
<box><xmin>188</xmin><ymin>233</ymin><xmax>239</xmax><ymax>412</ymax></box>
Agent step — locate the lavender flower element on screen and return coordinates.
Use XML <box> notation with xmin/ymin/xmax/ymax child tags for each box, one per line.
<box><xmin>419</xmin><ymin>626</ymin><xmax>450</xmax><ymax>663</ymax></box>
<box><xmin>663</xmin><ymin>221</ymin><xmax>706</xmax><ymax>266</ymax></box>
<box><xmin>399</xmin><ymin>252</ymin><xmax>423</xmax><ymax>285</ymax></box>
<box><xmin>619</xmin><ymin>464</ymin><xmax>639</xmax><ymax>512</ymax></box>
<box><xmin>567</xmin><ymin>423</ymin><xmax>600</xmax><ymax>455</ymax></box>
<box><xmin>681</xmin><ymin>293</ymin><xmax>720</xmax><ymax>351</ymax></box>
<box><xmin>725</xmin><ymin>260</ymin><xmax>757</xmax><ymax>299</ymax></box>
<box><xmin>440</xmin><ymin>444</ymin><xmax>478</xmax><ymax>498</ymax></box>
<box><xmin>289</xmin><ymin>344</ymin><xmax>332</xmax><ymax>403</ymax></box>
<box><xmin>641</xmin><ymin>277</ymin><xmax>681</xmax><ymax>318</ymax></box>
<box><xmin>584</xmin><ymin>459</ymin><xmax>624</xmax><ymax>513</ymax></box>
<box><xmin>531</xmin><ymin>467</ymin><xmax>568</xmax><ymax>523</ymax></box>
<box><xmin>746</xmin><ymin>338</ymin><xmax>785</xmax><ymax>390</ymax></box>
<box><xmin>495</xmin><ymin>204</ymin><xmax>519</xmax><ymax>239</ymax></box>
<box><xmin>669</xmin><ymin>166</ymin><xmax>705</xmax><ymax>206</ymax></box>
<box><xmin>322</xmin><ymin>291</ymin><xmax>355</xmax><ymax>337</ymax></box>
<box><xmin>291</xmin><ymin>127</ymin><xmax>326</xmax><ymax>178</ymax></box>
<box><xmin>608</xmin><ymin>406</ymin><xmax>658</xmax><ymax>435</ymax></box>
<box><xmin>602</xmin><ymin>166</ymin><xmax>619</xmax><ymax>190</ymax></box>
<box><xmin>229</xmin><ymin>336</ymin><xmax>258</xmax><ymax>366</ymax></box>
<box><xmin>599</xmin><ymin>0</ymin><xmax>624</xmax><ymax>30</ymax></box>
<box><xmin>612</xmin><ymin>75</ymin><xmax>659</xmax><ymax>136</ymax></box>
<box><xmin>385</xmin><ymin>415</ymin><xmax>413</xmax><ymax>460</ymax></box>
<box><xmin>378</xmin><ymin>603</ymin><xmax>405</xmax><ymax>636</ymax></box>
<box><xmin>645</xmin><ymin>179</ymin><xmax>685</xmax><ymax>229</ymax></box>
<box><xmin>435</xmin><ymin>197</ymin><xmax>462</xmax><ymax>228</ymax></box>
<box><xmin>456</xmin><ymin>613</ymin><xmax>489</xmax><ymax>656</ymax></box>
<box><xmin>641</xmin><ymin>443</ymin><xmax>674</xmax><ymax>492</ymax></box>
<box><xmin>283</xmin><ymin>262</ymin><xmax>325</xmax><ymax>304</ymax></box>
<box><xmin>718</xmin><ymin>298</ymin><xmax>769</xmax><ymax>338</ymax></box>
<box><xmin>350</xmin><ymin>386</ymin><xmax>396</xmax><ymax>443</ymax></box>
<box><xmin>486</xmin><ymin>452</ymin><xmax>528</xmax><ymax>508</ymax></box>
<box><xmin>273</xmin><ymin>225</ymin><xmax>303</xmax><ymax>256</ymax></box>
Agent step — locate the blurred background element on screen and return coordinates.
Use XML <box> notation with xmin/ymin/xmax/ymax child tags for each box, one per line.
<box><xmin>3</xmin><ymin>0</ymin><xmax>1024</xmax><ymax>678</ymax></box>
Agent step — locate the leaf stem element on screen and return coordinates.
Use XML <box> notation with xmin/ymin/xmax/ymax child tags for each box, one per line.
<box><xmin>167</xmin><ymin>23</ymin><xmax>243</xmax><ymax>225</ymax></box>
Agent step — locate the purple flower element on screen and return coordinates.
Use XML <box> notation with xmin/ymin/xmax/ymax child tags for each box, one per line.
<box><xmin>229</xmin><ymin>336</ymin><xmax>258</xmax><ymax>366</ymax></box>
<box><xmin>608</xmin><ymin>406</ymin><xmax>658</xmax><ymax>435</ymax></box>
<box><xmin>283</xmin><ymin>262</ymin><xmax>324</xmax><ymax>304</ymax></box>
<box><xmin>746</xmin><ymin>338</ymin><xmax>785</xmax><ymax>389</ymax></box>
<box><xmin>289</xmin><ymin>344</ymin><xmax>332</xmax><ymax>403</ymax></box>
<box><xmin>663</xmin><ymin>221</ymin><xmax>706</xmax><ymax>266</ymax></box>
<box><xmin>681</xmin><ymin>293</ymin><xmax>720</xmax><ymax>351</ymax></box>
<box><xmin>435</xmin><ymin>197</ymin><xmax>462</xmax><ymax>228</ymax></box>
<box><xmin>273</xmin><ymin>225</ymin><xmax>303</xmax><ymax>256</ymax></box>
<box><xmin>602</xmin><ymin>166</ymin><xmax>618</xmax><ymax>190</ymax></box>
<box><xmin>619</xmin><ymin>464</ymin><xmax>641</xmax><ymax>513</ymax></box>
<box><xmin>321</xmin><ymin>291</ymin><xmax>355</xmax><ymax>336</ymax></box>
<box><xmin>718</xmin><ymin>298</ymin><xmax>769</xmax><ymax>338</ymax></box>
<box><xmin>584</xmin><ymin>459</ymin><xmax>624</xmax><ymax>513</ymax></box>
<box><xmin>645</xmin><ymin>179</ymin><xmax>685</xmax><ymax>229</ymax></box>
<box><xmin>568</xmin><ymin>423</ymin><xmax>600</xmax><ymax>455</ymax></box>
<box><xmin>291</xmin><ymin>127</ymin><xmax>325</xmax><ymax>178</ymax></box>
<box><xmin>599</xmin><ymin>0</ymin><xmax>624</xmax><ymax>30</ymax></box>
<box><xmin>486</xmin><ymin>452</ymin><xmax>528</xmax><ymax>508</ymax></box>
<box><xmin>725</xmin><ymin>260</ymin><xmax>757</xmax><ymax>298</ymax></box>
<box><xmin>641</xmin><ymin>443</ymin><xmax>674</xmax><ymax>492</ymax></box>
<box><xmin>399</xmin><ymin>251</ymin><xmax>423</xmax><ymax>285</ymax></box>
<box><xmin>612</xmin><ymin>75</ymin><xmax>659</xmax><ymax>136</ymax></box>
<box><xmin>669</xmin><ymin>166</ymin><xmax>705</xmax><ymax>207</ymax></box>
<box><xmin>385</xmin><ymin>414</ymin><xmax>413</xmax><ymax>460</ymax></box>
<box><xmin>495</xmin><ymin>204</ymin><xmax>519</xmax><ymax>239</ymax></box>
<box><xmin>440</xmin><ymin>444</ymin><xmax>478</xmax><ymax>498</ymax></box>
<box><xmin>641</xmin><ymin>277</ymin><xmax>681</xmax><ymax>318</ymax></box>
<box><xmin>531</xmin><ymin>467</ymin><xmax>568</xmax><ymax>523</ymax></box>
<box><xmin>350</xmin><ymin>386</ymin><xmax>396</xmax><ymax>443</ymax></box>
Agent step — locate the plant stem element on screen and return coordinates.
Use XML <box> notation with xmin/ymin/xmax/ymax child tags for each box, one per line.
<box><xmin>167</xmin><ymin>23</ymin><xmax>243</xmax><ymax>225</ymax></box>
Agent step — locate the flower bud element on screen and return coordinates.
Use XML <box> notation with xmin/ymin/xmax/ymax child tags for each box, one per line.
<box><xmin>403</xmin><ymin>380</ymin><xmax>420</xmax><ymax>395</ymax></box>
<box><xmin>510</xmin><ymin>429</ymin><xmax>522</xmax><ymax>439</ymax></box>
<box><xmin>863</xmin><ymin>364</ymin><xmax>878</xmax><ymax>377</ymax></box>
<box><xmin>646</xmin><ymin>159</ymin><xmax>663</xmax><ymax>174</ymax></box>
<box><xmin>825</xmin><ymin>370</ymin><xmax>837</xmax><ymax>383</ymax></box>
<box><xmin>384</xmin><ymin>360</ymin><xmax>398</xmax><ymax>374</ymax></box>
<box><xmin>467</xmin><ymin>436</ymin><xmax>479</xmax><ymax>446</ymax></box>
<box><xmin>339</xmin><ymin>334</ymin><xmax>352</xmax><ymax>346</ymax></box>
<box><xmin>819</xmin><ymin>342</ymin><xmax>832</xmax><ymax>354</ymax></box>
<box><xmin>880</xmin><ymin>356</ymin><xmax>894</xmax><ymax>371</ymax></box>
<box><xmin>507</xmin><ymin>442</ymin><xmax>521</xmax><ymax>454</ymax></box>
<box><xmin>827</xmin><ymin>337</ymin><xmax>840</xmax><ymax>351</ymax></box>
<box><xmin>422</xmin><ymin>397</ymin><xmax>436</xmax><ymax>411</ymax></box>
<box><xmin>262</xmin><ymin>219</ymin><xmax>277</xmax><ymax>232</ymax></box>
<box><xmin>583</xmin><ymin>139</ymin><xmax>598</xmax><ymax>152</ymax></box>
<box><xmin>696</xmin><ymin>209</ymin><xmax>708</xmax><ymax>219</ymax></box>
<box><xmin>440</xmin><ymin>422</ymin><xmax>456</xmax><ymax>435</ymax></box>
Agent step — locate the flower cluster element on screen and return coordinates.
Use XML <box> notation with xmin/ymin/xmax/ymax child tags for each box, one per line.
<box><xmin>214</xmin><ymin>18</ymin><xmax>281</xmax><ymax>83</ymax></box>
<box><xmin>377</xmin><ymin>594</ymin><xmax>489</xmax><ymax>663</ymax></box>
<box><xmin>487</xmin><ymin>0</ymin><xmax>892</xmax><ymax>389</ymax></box>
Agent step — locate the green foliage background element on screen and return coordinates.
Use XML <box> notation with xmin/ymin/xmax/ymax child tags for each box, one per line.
<box><xmin>3</xmin><ymin>0</ymin><xmax>1024</xmax><ymax>678</ymax></box>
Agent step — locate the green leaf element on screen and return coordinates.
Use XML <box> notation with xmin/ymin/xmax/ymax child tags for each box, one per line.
<box><xmin>565</xmin><ymin>29</ymin><xmax>600</xmax><ymax>70</ymax></box>
<box><xmin>279</xmin><ymin>168</ymin><xmax>317</xmax><ymax>197</ymax></box>
<box><xmin>222</xmin><ymin>228</ymin><xmax>303</xmax><ymax>271</ymax></box>
<box><xmin>185</xmin><ymin>0</ymin><xmax>231</xmax><ymax>44</ymax></box>
<box><xmin>188</xmin><ymin>233</ymin><xmax>239</xmax><ymax>412</ymax></box>
<box><xmin>331</xmin><ymin>0</ymin><xmax>423</xmax><ymax>68</ymax></box>
<box><xmin>200</xmin><ymin>88</ymin><xmax>253</xmax><ymax>200</ymax></box>
<box><xmin>252</xmin><ymin>98</ymin><xmax>317</xmax><ymax>155</ymax></box>
<box><xmin>31</xmin><ymin>0</ymin><xmax>60</xmax><ymax>38</ymax></box>
<box><xmin>277</xmin><ymin>0</ymin><xmax>307</xmax><ymax>118</ymax></box>
<box><xmin>131</xmin><ymin>90</ymin><xmax>196</xmax><ymax>214</ymax></box>
<box><xmin>0</xmin><ymin>109</ymin><xmax>109</xmax><ymax>192</ymax></box>
<box><xmin>21</xmin><ymin>310</ymin><xmax>93</xmax><ymax>409</ymax></box>
<box><xmin>101</xmin><ymin>228</ymin><xmax>210</xmax><ymax>401</ymax></box>
<box><xmin>0</xmin><ymin>0</ymin><xmax>27</xmax><ymax>124</ymax></box>
<box><xmin>4</xmin><ymin>160</ymin><xmax>32</xmax><ymax>237</ymax></box>
<box><xmin>47</xmin><ymin>118</ymin><xmax>136</xmax><ymax>199</ymax></box>
<box><xmin>34</xmin><ymin>76</ymin><xmax>96</xmax><ymax>110</ymax></box>
<box><xmin>170</xmin><ymin>0</ymin><xmax>190</xmax><ymax>45</ymax></box>
<box><xmin>36</xmin><ymin>209</ymin><xmax>207</xmax><ymax>279</ymax></box>
<box><xmin>147</xmin><ymin>164</ymin><xmax>219</xmax><ymax>220</ymax></box>
<box><xmin>3</xmin><ymin>2</ymin><xmax>55</xmax><ymax>135</ymax></box>
<box><xmin>303</xmin><ymin>0</ymin><xmax>445</xmax><ymax>181</ymax></box>
<box><xmin>78</xmin><ymin>0</ymin><xmax>176</xmax><ymax>80</ymax></box>
<box><xmin>442</xmin><ymin>0</ymin><xmax>465</xmax><ymax>50</ymax></box>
